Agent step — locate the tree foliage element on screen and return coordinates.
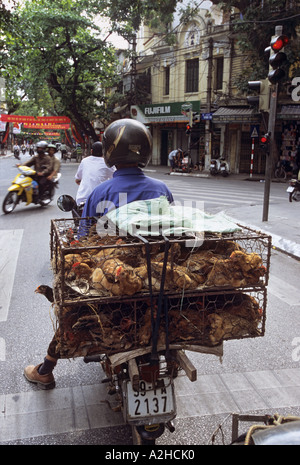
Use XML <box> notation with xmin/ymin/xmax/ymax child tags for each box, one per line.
<box><xmin>0</xmin><ymin>0</ymin><xmax>190</xmax><ymax>140</ymax></box>
<box><xmin>1</xmin><ymin>0</ymin><xmax>121</xmax><ymax>141</ymax></box>
<box><xmin>90</xmin><ymin>0</ymin><xmax>182</xmax><ymax>39</ymax></box>
<box><xmin>210</xmin><ymin>0</ymin><xmax>300</xmax><ymax>89</ymax></box>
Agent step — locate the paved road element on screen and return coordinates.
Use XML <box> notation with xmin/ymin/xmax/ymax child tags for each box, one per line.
<box><xmin>0</xmin><ymin>157</ymin><xmax>299</xmax><ymax>446</ymax></box>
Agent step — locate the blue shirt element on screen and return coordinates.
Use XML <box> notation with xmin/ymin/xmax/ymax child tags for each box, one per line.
<box><xmin>80</xmin><ymin>167</ymin><xmax>174</xmax><ymax>234</ymax></box>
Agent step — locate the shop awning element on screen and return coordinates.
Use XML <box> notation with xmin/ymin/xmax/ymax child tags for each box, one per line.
<box><xmin>277</xmin><ymin>105</ymin><xmax>300</xmax><ymax>120</ymax></box>
<box><xmin>212</xmin><ymin>107</ymin><xmax>260</xmax><ymax>123</ymax></box>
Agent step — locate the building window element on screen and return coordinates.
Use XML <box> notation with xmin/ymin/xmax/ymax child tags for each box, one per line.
<box><xmin>215</xmin><ymin>57</ymin><xmax>224</xmax><ymax>91</ymax></box>
<box><xmin>186</xmin><ymin>58</ymin><xmax>199</xmax><ymax>93</ymax></box>
<box><xmin>164</xmin><ymin>66</ymin><xmax>170</xmax><ymax>95</ymax></box>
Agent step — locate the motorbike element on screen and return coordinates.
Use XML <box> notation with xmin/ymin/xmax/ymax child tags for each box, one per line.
<box><xmin>287</xmin><ymin>178</ymin><xmax>300</xmax><ymax>202</ymax></box>
<box><xmin>2</xmin><ymin>165</ymin><xmax>61</xmax><ymax>214</ymax></box>
<box><xmin>210</xmin><ymin>156</ymin><xmax>230</xmax><ymax>177</ymax></box>
<box><xmin>56</xmin><ymin>193</ymin><xmax>215</xmax><ymax>445</ymax></box>
<box><xmin>13</xmin><ymin>147</ymin><xmax>20</xmax><ymax>160</ymax></box>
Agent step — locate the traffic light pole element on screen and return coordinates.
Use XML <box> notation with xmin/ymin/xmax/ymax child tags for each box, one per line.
<box><xmin>262</xmin><ymin>82</ymin><xmax>278</xmax><ymax>222</ymax></box>
<box><xmin>262</xmin><ymin>24</ymin><xmax>286</xmax><ymax>222</ymax></box>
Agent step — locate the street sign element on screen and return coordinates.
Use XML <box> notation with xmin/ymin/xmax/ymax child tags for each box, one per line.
<box><xmin>201</xmin><ymin>113</ymin><xmax>213</xmax><ymax>120</ymax></box>
<box><xmin>250</xmin><ymin>125</ymin><xmax>260</xmax><ymax>138</ymax></box>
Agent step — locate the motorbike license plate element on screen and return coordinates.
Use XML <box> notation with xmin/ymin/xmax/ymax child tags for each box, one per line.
<box><xmin>221</xmin><ymin>166</ymin><xmax>226</xmax><ymax>170</ymax></box>
<box><xmin>126</xmin><ymin>378</ymin><xmax>175</xmax><ymax>420</ymax></box>
<box><xmin>287</xmin><ymin>186</ymin><xmax>294</xmax><ymax>192</ymax></box>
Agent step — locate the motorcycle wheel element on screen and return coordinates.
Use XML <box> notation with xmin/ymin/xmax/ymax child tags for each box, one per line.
<box><xmin>275</xmin><ymin>167</ymin><xmax>286</xmax><ymax>179</ymax></box>
<box><xmin>292</xmin><ymin>190</ymin><xmax>300</xmax><ymax>202</ymax></box>
<box><xmin>132</xmin><ymin>426</ymin><xmax>155</xmax><ymax>445</ymax></box>
<box><xmin>131</xmin><ymin>423</ymin><xmax>165</xmax><ymax>445</ymax></box>
<box><xmin>39</xmin><ymin>186</ymin><xmax>55</xmax><ymax>207</ymax></box>
<box><xmin>210</xmin><ymin>169</ymin><xmax>217</xmax><ymax>176</ymax></box>
<box><xmin>2</xmin><ymin>192</ymin><xmax>19</xmax><ymax>214</ymax></box>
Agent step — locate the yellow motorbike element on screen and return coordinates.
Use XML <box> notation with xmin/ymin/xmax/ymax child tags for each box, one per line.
<box><xmin>2</xmin><ymin>165</ymin><xmax>61</xmax><ymax>214</ymax></box>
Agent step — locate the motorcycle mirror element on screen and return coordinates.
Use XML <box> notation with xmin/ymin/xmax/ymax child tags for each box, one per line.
<box><xmin>57</xmin><ymin>194</ymin><xmax>77</xmax><ymax>212</ymax></box>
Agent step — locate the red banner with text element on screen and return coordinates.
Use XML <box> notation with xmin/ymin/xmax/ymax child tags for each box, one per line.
<box><xmin>0</xmin><ymin>115</ymin><xmax>71</xmax><ymax>124</ymax></box>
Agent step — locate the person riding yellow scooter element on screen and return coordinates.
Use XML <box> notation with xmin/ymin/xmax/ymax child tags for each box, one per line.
<box><xmin>20</xmin><ymin>140</ymin><xmax>53</xmax><ymax>198</ymax></box>
<box><xmin>2</xmin><ymin>141</ymin><xmax>60</xmax><ymax>214</ymax></box>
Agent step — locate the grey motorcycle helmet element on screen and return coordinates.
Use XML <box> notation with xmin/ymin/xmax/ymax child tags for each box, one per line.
<box><xmin>36</xmin><ymin>141</ymin><xmax>48</xmax><ymax>151</ymax></box>
<box><xmin>103</xmin><ymin>119</ymin><xmax>152</xmax><ymax>168</ymax></box>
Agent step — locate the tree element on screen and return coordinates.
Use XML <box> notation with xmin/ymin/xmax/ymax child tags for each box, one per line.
<box><xmin>209</xmin><ymin>0</ymin><xmax>300</xmax><ymax>88</ymax></box>
<box><xmin>1</xmin><ymin>0</ymin><xmax>121</xmax><ymax>141</ymax></box>
<box><xmin>89</xmin><ymin>0</ymin><xmax>186</xmax><ymax>105</ymax></box>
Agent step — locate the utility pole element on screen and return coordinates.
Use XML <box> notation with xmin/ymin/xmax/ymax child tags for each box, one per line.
<box><xmin>130</xmin><ymin>34</ymin><xmax>137</xmax><ymax>106</ymax></box>
<box><xmin>262</xmin><ymin>82</ymin><xmax>278</xmax><ymax>221</ymax></box>
<box><xmin>205</xmin><ymin>38</ymin><xmax>213</xmax><ymax>170</ymax></box>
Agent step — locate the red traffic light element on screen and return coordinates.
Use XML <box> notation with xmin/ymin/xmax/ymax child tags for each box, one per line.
<box><xmin>260</xmin><ymin>135</ymin><xmax>268</xmax><ymax>144</ymax></box>
<box><xmin>260</xmin><ymin>133</ymin><xmax>270</xmax><ymax>151</ymax></box>
<box><xmin>186</xmin><ymin>124</ymin><xmax>191</xmax><ymax>135</ymax></box>
<box><xmin>260</xmin><ymin>133</ymin><xmax>270</xmax><ymax>152</ymax></box>
<box><xmin>271</xmin><ymin>35</ymin><xmax>289</xmax><ymax>52</ymax></box>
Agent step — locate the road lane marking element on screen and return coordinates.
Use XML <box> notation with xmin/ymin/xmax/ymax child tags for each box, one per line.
<box><xmin>268</xmin><ymin>275</ymin><xmax>300</xmax><ymax>307</ymax></box>
<box><xmin>0</xmin><ymin>229</ymin><xmax>23</xmax><ymax>323</ymax></box>
<box><xmin>0</xmin><ymin>338</ymin><xmax>5</xmax><ymax>361</ymax></box>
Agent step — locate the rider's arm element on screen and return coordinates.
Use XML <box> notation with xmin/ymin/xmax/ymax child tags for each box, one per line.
<box><xmin>23</xmin><ymin>157</ymin><xmax>35</xmax><ymax>167</ymax></box>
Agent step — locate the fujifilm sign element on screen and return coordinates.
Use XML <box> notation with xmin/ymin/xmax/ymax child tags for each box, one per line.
<box><xmin>144</xmin><ymin>106</ymin><xmax>171</xmax><ymax>115</ymax></box>
<box><xmin>131</xmin><ymin>101</ymin><xmax>201</xmax><ymax>123</ymax></box>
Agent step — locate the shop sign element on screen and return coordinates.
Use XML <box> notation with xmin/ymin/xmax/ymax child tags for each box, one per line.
<box><xmin>131</xmin><ymin>101</ymin><xmax>201</xmax><ymax>123</ymax></box>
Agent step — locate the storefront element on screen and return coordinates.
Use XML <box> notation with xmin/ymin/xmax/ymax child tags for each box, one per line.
<box><xmin>212</xmin><ymin>106</ymin><xmax>263</xmax><ymax>174</ymax></box>
<box><xmin>130</xmin><ymin>101</ymin><xmax>202</xmax><ymax>166</ymax></box>
<box><xmin>277</xmin><ymin>105</ymin><xmax>300</xmax><ymax>174</ymax></box>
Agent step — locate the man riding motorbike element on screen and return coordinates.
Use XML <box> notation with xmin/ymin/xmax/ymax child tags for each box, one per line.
<box><xmin>24</xmin><ymin>119</ymin><xmax>174</xmax><ymax>389</ymax></box>
<box><xmin>18</xmin><ymin>141</ymin><xmax>53</xmax><ymax>199</ymax></box>
<box><xmin>74</xmin><ymin>141</ymin><xmax>115</xmax><ymax>211</ymax></box>
<box><xmin>47</xmin><ymin>144</ymin><xmax>61</xmax><ymax>182</ymax></box>
<box><xmin>82</xmin><ymin>119</ymin><xmax>173</xmax><ymax>217</ymax></box>
<box><xmin>13</xmin><ymin>143</ymin><xmax>20</xmax><ymax>159</ymax></box>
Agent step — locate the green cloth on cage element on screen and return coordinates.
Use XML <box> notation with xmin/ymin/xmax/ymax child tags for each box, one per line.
<box><xmin>104</xmin><ymin>196</ymin><xmax>241</xmax><ymax>237</ymax></box>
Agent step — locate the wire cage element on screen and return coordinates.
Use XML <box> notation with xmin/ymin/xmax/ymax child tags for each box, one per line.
<box><xmin>50</xmin><ymin>218</ymin><xmax>271</xmax><ymax>359</ymax></box>
<box><xmin>54</xmin><ymin>288</ymin><xmax>267</xmax><ymax>359</ymax></box>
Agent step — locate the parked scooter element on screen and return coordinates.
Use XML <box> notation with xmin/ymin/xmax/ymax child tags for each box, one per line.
<box><xmin>2</xmin><ymin>165</ymin><xmax>61</xmax><ymax>214</ymax></box>
<box><xmin>210</xmin><ymin>156</ymin><xmax>230</xmax><ymax>177</ymax></box>
<box><xmin>287</xmin><ymin>178</ymin><xmax>300</xmax><ymax>202</ymax></box>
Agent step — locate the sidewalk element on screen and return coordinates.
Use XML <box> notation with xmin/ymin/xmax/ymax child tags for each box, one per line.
<box><xmin>146</xmin><ymin>164</ymin><xmax>300</xmax><ymax>260</ymax></box>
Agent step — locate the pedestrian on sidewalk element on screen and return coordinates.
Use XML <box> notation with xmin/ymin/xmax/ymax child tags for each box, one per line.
<box><xmin>168</xmin><ymin>148</ymin><xmax>182</xmax><ymax>172</ymax></box>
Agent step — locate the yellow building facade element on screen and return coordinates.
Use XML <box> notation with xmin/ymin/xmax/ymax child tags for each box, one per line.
<box><xmin>130</xmin><ymin>8</ymin><xmax>262</xmax><ymax>173</ymax></box>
